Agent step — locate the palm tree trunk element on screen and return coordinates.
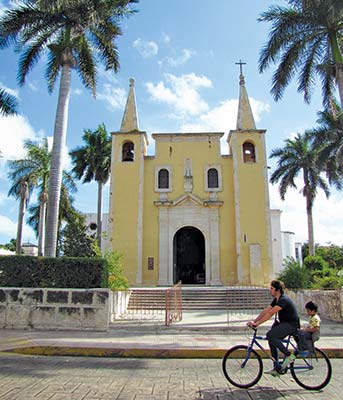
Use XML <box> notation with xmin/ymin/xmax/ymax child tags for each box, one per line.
<box><xmin>336</xmin><ymin>63</ymin><xmax>343</xmax><ymax>110</ymax></box>
<box><xmin>16</xmin><ymin>181</ymin><xmax>28</xmax><ymax>255</ymax></box>
<box><xmin>306</xmin><ymin>195</ymin><xmax>315</xmax><ymax>256</ymax></box>
<box><xmin>97</xmin><ymin>181</ymin><xmax>103</xmax><ymax>249</ymax></box>
<box><xmin>38</xmin><ymin>190</ymin><xmax>48</xmax><ymax>256</ymax></box>
<box><xmin>45</xmin><ymin>65</ymin><xmax>71</xmax><ymax>257</ymax></box>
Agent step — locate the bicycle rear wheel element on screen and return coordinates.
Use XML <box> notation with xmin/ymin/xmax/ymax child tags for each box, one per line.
<box><xmin>222</xmin><ymin>345</ymin><xmax>263</xmax><ymax>388</ymax></box>
<box><xmin>290</xmin><ymin>347</ymin><xmax>332</xmax><ymax>390</ymax></box>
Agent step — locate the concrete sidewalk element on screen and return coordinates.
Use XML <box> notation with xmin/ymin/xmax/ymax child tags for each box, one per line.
<box><xmin>1</xmin><ymin>310</ymin><xmax>343</xmax><ymax>358</ymax></box>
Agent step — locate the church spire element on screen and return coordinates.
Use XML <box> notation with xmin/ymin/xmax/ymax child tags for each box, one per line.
<box><xmin>236</xmin><ymin>62</ymin><xmax>256</xmax><ymax>130</ymax></box>
<box><xmin>120</xmin><ymin>78</ymin><xmax>139</xmax><ymax>132</ymax></box>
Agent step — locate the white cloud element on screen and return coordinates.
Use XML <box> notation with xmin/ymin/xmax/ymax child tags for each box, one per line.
<box><xmin>145</xmin><ymin>73</ymin><xmax>212</xmax><ymax>117</ymax></box>
<box><xmin>0</xmin><ymin>115</ymin><xmax>69</xmax><ymax>184</ymax></box>
<box><xmin>72</xmin><ymin>88</ymin><xmax>82</xmax><ymax>96</ymax></box>
<box><xmin>98</xmin><ymin>67</ymin><xmax>120</xmax><ymax>85</ymax></box>
<box><xmin>0</xmin><ymin>192</ymin><xmax>6</xmax><ymax>205</ymax></box>
<box><xmin>0</xmin><ymin>114</ymin><xmax>40</xmax><ymax>161</ymax></box>
<box><xmin>180</xmin><ymin>97</ymin><xmax>269</xmax><ymax>133</ymax></box>
<box><xmin>165</xmin><ymin>48</ymin><xmax>196</xmax><ymax>67</ymax></box>
<box><xmin>97</xmin><ymin>84</ymin><xmax>126</xmax><ymax>111</ymax></box>
<box><xmin>28</xmin><ymin>81</ymin><xmax>39</xmax><ymax>92</ymax></box>
<box><xmin>133</xmin><ymin>38</ymin><xmax>158</xmax><ymax>58</ymax></box>
<box><xmin>250</xmin><ymin>98</ymin><xmax>271</xmax><ymax>122</ymax></box>
<box><xmin>181</xmin><ymin>99</ymin><xmax>237</xmax><ymax>133</ymax></box>
<box><xmin>0</xmin><ymin>214</ymin><xmax>36</xmax><ymax>242</ymax></box>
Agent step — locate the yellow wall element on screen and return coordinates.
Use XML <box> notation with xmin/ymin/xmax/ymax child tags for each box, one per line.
<box><xmin>109</xmin><ymin>132</ymin><xmax>146</xmax><ymax>283</ymax></box>
<box><xmin>230</xmin><ymin>130</ymin><xmax>272</xmax><ymax>285</ymax></box>
<box><xmin>109</xmin><ymin>129</ymin><xmax>271</xmax><ymax>287</ymax></box>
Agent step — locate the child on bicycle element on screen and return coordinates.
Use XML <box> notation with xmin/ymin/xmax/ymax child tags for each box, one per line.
<box><xmin>296</xmin><ymin>301</ymin><xmax>320</xmax><ymax>357</ymax></box>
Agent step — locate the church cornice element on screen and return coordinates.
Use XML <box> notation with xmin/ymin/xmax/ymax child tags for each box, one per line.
<box><xmin>111</xmin><ymin>129</ymin><xmax>149</xmax><ymax>145</ymax></box>
<box><xmin>227</xmin><ymin>129</ymin><xmax>266</xmax><ymax>143</ymax></box>
<box><xmin>152</xmin><ymin>132</ymin><xmax>224</xmax><ymax>142</ymax></box>
<box><xmin>154</xmin><ymin>193</ymin><xmax>223</xmax><ymax>208</ymax></box>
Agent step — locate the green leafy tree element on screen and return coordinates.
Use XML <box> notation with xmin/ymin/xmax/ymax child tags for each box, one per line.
<box><xmin>303</xmin><ymin>255</ymin><xmax>328</xmax><ymax>272</ymax></box>
<box><xmin>0</xmin><ymin>239</ymin><xmax>16</xmax><ymax>252</ymax></box>
<box><xmin>316</xmin><ymin>245</ymin><xmax>343</xmax><ymax>270</ymax></box>
<box><xmin>0</xmin><ymin>0</ymin><xmax>138</xmax><ymax>257</ymax></box>
<box><xmin>259</xmin><ymin>0</ymin><xmax>343</xmax><ymax>109</ymax></box>
<box><xmin>70</xmin><ymin>123</ymin><xmax>111</xmax><ymax>246</ymax></box>
<box><xmin>278</xmin><ymin>257</ymin><xmax>311</xmax><ymax>289</ymax></box>
<box><xmin>0</xmin><ymin>87</ymin><xmax>18</xmax><ymax>116</ymax></box>
<box><xmin>59</xmin><ymin>212</ymin><xmax>101</xmax><ymax>257</ymax></box>
<box><xmin>101</xmin><ymin>251</ymin><xmax>129</xmax><ymax>290</ymax></box>
<box><xmin>309</xmin><ymin>259</ymin><xmax>343</xmax><ymax>289</ymax></box>
<box><xmin>302</xmin><ymin>255</ymin><xmax>342</xmax><ymax>289</ymax></box>
<box><xmin>270</xmin><ymin>132</ymin><xmax>330</xmax><ymax>256</ymax></box>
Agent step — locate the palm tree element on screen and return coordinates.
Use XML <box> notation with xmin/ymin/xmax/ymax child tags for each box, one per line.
<box><xmin>8</xmin><ymin>139</ymin><xmax>51</xmax><ymax>256</ymax></box>
<box><xmin>0</xmin><ymin>87</ymin><xmax>18</xmax><ymax>116</ymax></box>
<box><xmin>310</xmin><ymin>103</ymin><xmax>343</xmax><ymax>188</ymax></box>
<box><xmin>270</xmin><ymin>132</ymin><xmax>330</xmax><ymax>256</ymax></box>
<box><xmin>0</xmin><ymin>0</ymin><xmax>137</xmax><ymax>256</ymax></box>
<box><xmin>12</xmin><ymin>180</ymin><xmax>29</xmax><ymax>254</ymax></box>
<box><xmin>258</xmin><ymin>0</ymin><xmax>343</xmax><ymax>109</ymax></box>
<box><xmin>27</xmin><ymin>176</ymin><xmax>78</xmax><ymax>256</ymax></box>
<box><xmin>70</xmin><ymin>123</ymin><xmax>111</xmax><ymax>247</ymax></box>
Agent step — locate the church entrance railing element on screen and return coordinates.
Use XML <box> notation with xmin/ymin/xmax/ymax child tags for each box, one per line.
<box><xmin>165</xmin><ymin>281</ymin><xmax>183</xmax><ymax>326</ymax></box>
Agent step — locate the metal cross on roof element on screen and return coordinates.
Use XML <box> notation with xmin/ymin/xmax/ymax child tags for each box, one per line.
<box><xmin>235</xmin><ymin>59</ymin><xmax>246</xmax><ymax>75</ymax></box>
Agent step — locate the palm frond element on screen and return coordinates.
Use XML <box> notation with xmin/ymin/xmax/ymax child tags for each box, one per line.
<box><xmin>0</xmin><ymin>88</ymin><xmax>18</xmax><ymax>116</ymax></box>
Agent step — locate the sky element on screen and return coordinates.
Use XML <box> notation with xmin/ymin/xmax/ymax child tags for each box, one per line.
<box><xmin>0</xmin><ymin>0</ymin><xmax>343</xmax><ymax>247</ymax></box>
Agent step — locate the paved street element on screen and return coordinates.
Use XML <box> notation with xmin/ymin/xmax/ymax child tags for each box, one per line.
<box><xmin>0</xmin><ymin>354</ymin><xmax>341</xmax><ymax>400</ymax></box>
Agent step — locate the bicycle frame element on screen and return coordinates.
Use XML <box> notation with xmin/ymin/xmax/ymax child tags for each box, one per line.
<box><xmin>246</xmin><ymin>328</ymin><xmax>314</xmax><ymax>372</ymax></box>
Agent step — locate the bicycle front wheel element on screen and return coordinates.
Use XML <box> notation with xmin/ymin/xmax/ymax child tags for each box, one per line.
<box><xmin>290</xmin><ymin>347</ymin><xmax>332</xmax><ymax>390</ymax></box>
<box><xmin>222</xmin><ymin>345</ymin><xmax>263</xmax><ymax>388</ymax></box>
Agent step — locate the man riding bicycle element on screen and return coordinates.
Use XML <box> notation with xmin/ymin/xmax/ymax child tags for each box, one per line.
<box><xmin>247</xmin><ymin>280</ymin><xmax>300</xmax><ymax>376</ymax></box>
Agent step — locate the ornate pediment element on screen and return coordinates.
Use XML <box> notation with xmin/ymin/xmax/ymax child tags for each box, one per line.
<box><xmin>173</xmin><ymin>193</ymin><xmax>204</xmax><ymax>207</ymax></box>
<box><xmin>154</xmin><ymin>193</ymin><xmax>223</xmax><ymax>207</ymax></box>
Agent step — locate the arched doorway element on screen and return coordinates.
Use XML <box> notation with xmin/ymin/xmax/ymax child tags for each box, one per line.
<box><xmin>173</xmin><ymin>226</ymin><xmax>205</xmax><ymax>285</ymax></box>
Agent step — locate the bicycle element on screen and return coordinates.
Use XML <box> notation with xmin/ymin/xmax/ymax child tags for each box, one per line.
<box><xmin>222</xmin><ymin>327</ymin><xmax>332</xmax><ymax>390</ymax></box>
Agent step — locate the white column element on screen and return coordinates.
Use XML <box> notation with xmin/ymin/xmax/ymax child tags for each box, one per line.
<box><xmin>158</xmin><ymin>208</ymin><xmax>169</xmax><ymax>285</ymax></box>
<box><xmin>209</xmin><ymin>208</ymin><xmax>221</xmax><ymax>285</ymax></box>
<box><xmin>136</xmin><ymin>139</ymin><xmax>145</xmax><ymax>284</ymax></box>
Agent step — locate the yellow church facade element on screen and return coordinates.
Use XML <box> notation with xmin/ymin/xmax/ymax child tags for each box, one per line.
<box><xmin>107</xmin><ymin>74</ymin><xmax>273</xmax><ymax>287</ymax></box>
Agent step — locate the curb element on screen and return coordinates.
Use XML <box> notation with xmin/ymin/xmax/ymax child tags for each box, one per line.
<box><xmin>3</xmin><ymin>346</ymin><xmax>343</xmax><ymax>359</ymax></box>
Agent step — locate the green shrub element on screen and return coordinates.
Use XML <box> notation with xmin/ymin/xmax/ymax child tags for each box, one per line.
<box><xmin>303</xmin><ymin>255</ymin><xmax>328</xmax><ymax>271</ymax></box>
<box><xmin>278</xmin><ymin>257</ymin><xmax>311</xmax><ymax>289</ymax></box>
<box><xmin>311</xmin><ymin>265</ymin><xmax>343</xmax><ymax>289</ymax></box>
<box><xmin>101</xmin><ymin>251</ymin><xmax>129</xmax><ymax>291</ymax></box>
<box><xmin>0</xmin><ymin>256</ymin><xmax>105</xmax><ymax>288</ymax></box>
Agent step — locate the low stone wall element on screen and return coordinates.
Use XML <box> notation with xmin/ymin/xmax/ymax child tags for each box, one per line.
<box><xmin>0</xmin><ymin>287</ymin><xmax>111</xmax><ymax>331</ymax></box>
<box><xmin>288</xmin><ymin>289</ymin><xmax>343</xmax><ymax>322</ymax></box>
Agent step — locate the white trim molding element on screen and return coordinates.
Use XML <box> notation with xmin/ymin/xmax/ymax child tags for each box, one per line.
<box><xmin>154</xmin><ymin>165</ymin><xmax>173</xmax><ymax>193</ymax></box>
<box><xmin>155</xmin><ymin>194</ymin><xmax>222</xmax><ymax>286</ymax></box>
<box><xmin>204</xmin><ymin>164</ymin><xmax>222</xmax><ymax>192</ymax></box>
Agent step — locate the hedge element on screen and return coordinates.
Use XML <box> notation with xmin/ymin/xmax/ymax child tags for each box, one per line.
<box><xmin>0</xmin><ymin>256</ymin><xmax>105</xmax><ymax>288</ymax></box>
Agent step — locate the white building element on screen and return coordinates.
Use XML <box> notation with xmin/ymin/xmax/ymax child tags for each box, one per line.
<box><xmin>83</xmin><ymin>213</ymin><xmax>109</xmax><ymax>252</ymax></box>
<box><xmin>270</xmin><ymin>209</ymin><xmax>303</xmax><ymax>276</ymax></box>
